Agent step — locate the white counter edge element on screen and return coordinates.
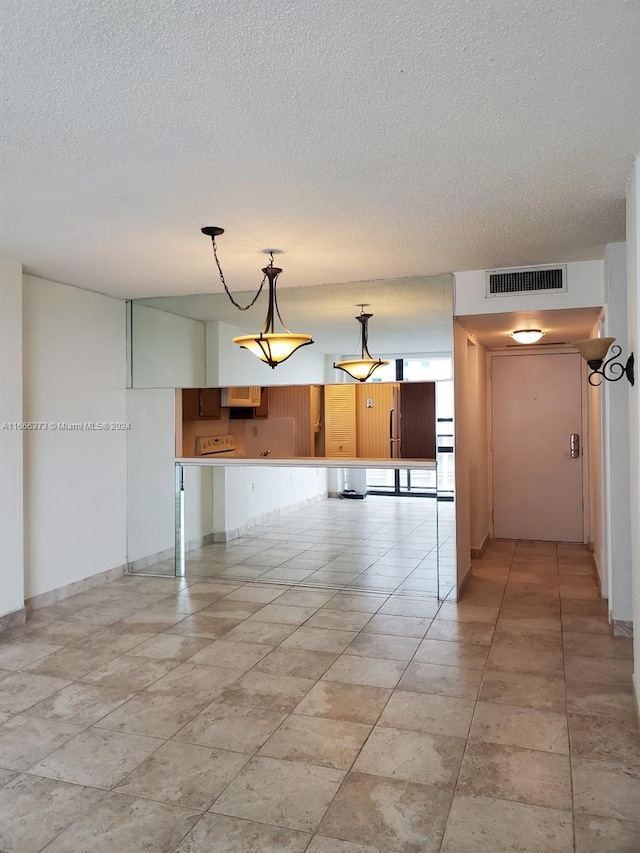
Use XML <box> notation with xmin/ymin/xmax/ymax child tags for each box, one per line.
<box><xmin>175</xmin><ymin>457</ymin><xmax>437</xmax><ymax>470</ymax></box>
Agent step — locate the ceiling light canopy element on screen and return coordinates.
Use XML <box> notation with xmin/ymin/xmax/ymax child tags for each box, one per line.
<box><xmin>510</xmin><ymin>329</ymin><xmax>544</xmax><ymax>344</ymax></box>
<box><xmin>334</xmin><ymin>306</ymin><xmax>390</xmax><ymax>382</ymax></box>
<box><xmin>201</xmin><ymin>227</ymin><xmax>313</xmax><ymax>368</ymax></box>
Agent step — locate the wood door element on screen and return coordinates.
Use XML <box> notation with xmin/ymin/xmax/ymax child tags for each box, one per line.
<box><xmin>356</xmin><ymin>383</ymin><xmax>397</xmax><ymax>458</ymax></box>
<box><xmin>491</xmin><ymin>353</ymin><xmax>583</xmax><ymax>542</ymax></box>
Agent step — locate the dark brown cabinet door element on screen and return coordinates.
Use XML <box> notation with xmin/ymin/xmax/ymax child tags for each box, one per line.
<box><xmin>400</xmin><ymin>382</ymin><xmax>436</xmax><ymax>459</ymax></box>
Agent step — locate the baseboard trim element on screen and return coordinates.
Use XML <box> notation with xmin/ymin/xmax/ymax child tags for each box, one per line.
<box><xmin>612</xmin><ymin>620</ymin><xmax>633</xmax><ymax>638</ymax></box>
<box><xmin>457</xmin><ymin>564</ymin><xmax>473</xmax><ymax>600</ymax></box>
<box><xmin>470</xmin><ymin>532</ymin><xmax>490</xmax><ymax>560</ymax></box>
<box><xmin>26</xmin><ymin>564</ymin><xmax>128</xmax><ymax>612</ymax></box>
<box><xmin>213</xmin><ymin>493</ymin><xmax>329</xmax><ymax>544</ymax></box>
<box><xmin>127</xmin><ymin>534</ymin><xmax>215</xmax><ymax>572</ymax></box>
<box><xmin>0</xmin><ymin>607</ymin><xmax>27</xmax><ymax>633</ymax></box>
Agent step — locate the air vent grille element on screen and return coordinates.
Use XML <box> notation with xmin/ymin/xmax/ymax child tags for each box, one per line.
<box><xmin>486</xmin><ymin>266</ymin><xmax>566</xmax><ymax>297</ymax></box>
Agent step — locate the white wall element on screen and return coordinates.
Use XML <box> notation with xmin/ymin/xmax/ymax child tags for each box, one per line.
<box><xmin>454</xmin><ymin>260</ymin><xmax>605</xmax><ymax>316</ymax></box>
<box><xmin>22</xmin><ymin>275</ymin><xmax>128</xmax><ymax>598</ymax></box>
<box><xmin>626</xmin><ymin>157</ymin><xmax>640</xmax><ymax>712</ymax></box>
<box><xmin>0</xmin><ymin>258</ymin><xmax>25</xmax><ymax>617</ymax></box>
<box><xmin>128</xmin><ymin>306</ymin><xmax>210</xmax><ymax>563</ymax></box>
<box><xmin>132</xmin><ymin>304</ymin><xmax>205</xmax><ymax>388</ymax></box>
<box><xmin>453</xmin><ymin>321</ymin><xmax>471</xmax><ymax>591</ymax></box>
<box><xmin>601</xmin><ymin>243</ymin><xmax>632</xmax><ymax>623</ymax></box>
<box><xmin>207</xmin><ymin>321</ymin><xmax>327</xmax><ymax>386</ymax></box>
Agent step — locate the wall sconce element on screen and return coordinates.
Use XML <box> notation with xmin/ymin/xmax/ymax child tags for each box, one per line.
<box><xmin>202</xmin><ymin>227</ymin><xmax>313</xmax><ymax>368</ymax></box>
<box><xmin>571</xmin><ymin>337</ymin><xmax>635</xmax><ymax>386</ymax></box>
<box><xmin>334</xmin><ymin>306</ymin><xmax>390</xmax><ymax>381</ymax></box>
<box><xmin>510</xmin><ymin>329</ymin><xmax>544</xmax><ymax>344</ymax></box>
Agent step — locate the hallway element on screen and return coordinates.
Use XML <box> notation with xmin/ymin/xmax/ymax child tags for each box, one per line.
<box><xmin>0</xmin><ymin>541</ymin><xmax>638</xmax><ymax>851</ymax></box>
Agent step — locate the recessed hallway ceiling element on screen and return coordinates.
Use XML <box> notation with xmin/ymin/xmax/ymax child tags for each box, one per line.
<box><xmin>1</xmin><ymin>1</ymin><xmax>639</xmax><ymax>298</ymax></box>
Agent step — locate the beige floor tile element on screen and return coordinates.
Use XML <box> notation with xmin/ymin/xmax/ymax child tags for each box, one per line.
<box><xmin>318</xmin><ymin>771</ymin><xmax>452</xmax><ymax>853</ymax></box>
<box><xmin>344</xmin><ymin>633</ymin><xmax>420</xmax><ymax>661</ymax></box>
<box><xmin>23</xmin><ymin>682</ymin><xmax>134</xmax><ymax>726</ymax></box>
<box><xmin>441</xmin><ymin>793</ymin><xmax>573</xmax><ymax>853</ymax></box>
<box><xmin>0</xmin><ymin>640</ymin><xmax>63</xmax><ymax>671</ymax></box>
<box><xmin>29</xmin><ymin>727</ymin><xmax>162</xmax><ymax>789</ymax></box>
<box><xmin>174</xmin><ymin>701</ymin><xmax>287</xmax><ymax>753</ymax></box>
<box><xmin>224</xmin><ymin>586</ymin><xmax>288</xmax><ymax>604</ymax></box>
<box><xmin>188</xmin><ymin>639</ymin><xmax>271</xmax><ymax>672</ymax></box>
<box><xmin>294</xmin><ymin>681</ymin><xmax>391</xmax><ymax>725</ymax></box>
<box><xmin>80</xmin><ymin>654</ymin><xmax>178</xmax><ymax>690</ymax></box>
<box><xmin>26</xmin><ymin>619</ymin><xmax>102</xmax><ymax>644</ymax></box>
<box><xmin>322</xmin><ymin>655</ymin><xmax>407</xmax><ymax>689</ymax></box>
<box><xmin>377</xmin><ymin>597</ymin><xmax>439</xmax><ymax>618</ymax></box>
<box><xmin>249</xmin><ymin>604</ymin><xmax>319</xmax><ymax>626</ymax></box>
<box><xmin>562</xmin><ymin>599</ymin><xmax>608</xmax><ymax>617</ymax></box>
<box><xmin>457</xmin><ymin>741</ymin><xmax>572</xmax><ymax>809</ymax></box>
<box><xmin>480</xmin><ymin>669</ymin><xmax>566</xmax><ymax>712</ymax></box>
<box><xmin>0</xmin><ymin>672</ymin><xmax>71</xmax><ymax>715</ymax></box>
<box><xmin>353</xmin><ymin>726</ymin><xmax>465</xmax><ymax>786</ymax></box>
<box><xmin>378</xmin><ymin>690</ymin><xmax>474</xmax><ymax>738</ymax></box>
<box><xmin>573</xmin><ymin>813</ymin><xmax>640</xmax><ymax>853</ymax></box>
<box><xmin>114</xmin><ymin>739</ymin><xmax>250</xmax><ymax>810</ymax></box>
<box><xmin>413</xmin><ymin>638</ymin><xmax>488</xmax><ymax>670</ymax></box>
<box><xmin>282</xmin><ymin>626</ymin><xmax>357</xmax><ymax>654</ymax></box>
<box><xmin>435</xmin><ymin>603</ymin><xmax>499</xmax><ymax>623</ymax></box>
<box><xmin>325</xmin><ymin>593</ymin><xmax>388</xmax><ymax>613</ymax></box>
<box><xmin>563</xmin><ymin>632</ymin><xmax>634</xmax><ymax>659</ymax></box>
<box><xmin>306</xmin><ymin>610</ymin><xmax>373</xmax><ymax>632</ymax></box>
<box><xmin>221</xmin><ymin>671</ymin><xmax>316</xmax><ymax>712</ymax></box>
<box><xmin>566</xmin><ymin>680</ymin><xmax>638</xmax><ymax>722</ymax></box>
<box><xmin>145</xmin><ymin>661</ymin><xmax>243</xmax><ymax>703</ymax></box>
<box><xmin>0</xmin><ymin>774</ymin><xmax>104</xmax><ymax>853</ymax></box>
<box><xmin>255</xmin><ymin>647</ymin><xmax>338</xmax><ymax>679</ymax></box>
<box><xmin>306</xmin><ymin>838</ymin><xmax>382</xmax><ymax>853</ymax></box>
<box><xmin>0</xmin><ymin>714</ymin><xmax>85</xmax><ymax>771</ymax></box>
<box><xmin>487</xmin><ymin>637</ymin><xmax>564</xmax><ymax>676</ymax></box>
<box><xmin>469</xmin><ymin>701</ymin><xmax>569</xmax><ymax>753</ymax></box>
<box><xmin>115</xmin><ymin>633</ymin><xmax>211</xmax><ymax>663</ymax></box>
<box><xmin>41</xmin><ymin>790</ymin><xmax>200</xmax><ymax>853</ymax></box>
<box><xmin>561</xmin><ymin>613</ymin><xmax>612</xmax><ymax>635</ymax></box>
<box><xmin>202</xmin><ymin>599</ymin><xmax>269</xmax><ymax>619</ymax></box>
<box><xmin>497</xmin><ymin>607</ymin><xmax>562</xmax><ymax>633</ymax></box>
<box><xmin>223</xmin><ymin>620</ymin><xmax>297</xmax><ymax>646</ymax></box>
<box><xmin>210</xmin><ymin>755</ymin><xmax>345</xmax><ymax>832</ymax></box>
<box><xmin>24</xmin><ymin>647</ymin><xmax>121</xmax><ymax>680</ymax></box>
<box><xmin>572</xmin><ymin>757</ymin><xmax>640</xmax><ymax>821</ymax></box>
<box><xmin>0</xmin><ymin>767</ymin><xmax>18</xmax><ymax>786</ymax></box>
<box><xmin>167</xmin><ymin>613</ymin><xmax>245</xmax><ymax>639</ymax></box>
<box><xmin>362</xmin><ymin>614</ymin><xmax>431</xmax><ymax>638</ymax></box>
<box><xmin>425</xmin><ymin>619</ymin><xmax>494</xmax><ymax>645</ymax></box>
<box><xmin>569</xmin><ymin>713</ymin><xmax>640</xmax><ymax>763</ymax></box>
<box><xmin>96</xmin><ymin>690</ymin><xmax>210</xmax><ymax>738</ymax></box>
<box><xmin>173</xmin><ymin>812</ymin><xmax>311</xmax><ymax>853</ymax></box>
<box><xmin>565</xmin><ymin>655</ymin><xmax>634</xmax><ymax>686</ymax></box>
<box><xmin>259</xmin><ymin>714</ymin><xmax>371</xmax><ymax>770</ymax></box>
<box><xmin>275</xmin><ymin>589</ymin><xmax>338</xmax><ymax>608</ymax></box>
<box><xmin>397</xmin><ymin>662</ymin><xmax>482</xmax><ymax>699</ymax></box>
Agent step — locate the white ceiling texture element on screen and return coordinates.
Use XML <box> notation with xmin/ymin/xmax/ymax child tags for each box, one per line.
<box><xmin>2</xmin><ymin>0</ymin><xmax>640</xmax><ymax>351</ymax></box>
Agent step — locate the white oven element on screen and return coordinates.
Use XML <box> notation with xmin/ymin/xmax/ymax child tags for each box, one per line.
<box><xmin>195</xmin><ymin>434</ymin><xmax>239</xmax><ymax>457</ymax></box>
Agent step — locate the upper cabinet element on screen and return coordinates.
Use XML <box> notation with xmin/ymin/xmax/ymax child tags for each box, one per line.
<box><xmin>182</xmin><ymin>388</ymin><xmax>221</xmax><ymax>420</ymax></box>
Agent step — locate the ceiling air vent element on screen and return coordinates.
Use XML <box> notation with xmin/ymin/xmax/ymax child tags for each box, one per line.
<box><xmin>486</xmin><ymin>265</ymin><xmax>566</xmax><ymax>298</ymax></box>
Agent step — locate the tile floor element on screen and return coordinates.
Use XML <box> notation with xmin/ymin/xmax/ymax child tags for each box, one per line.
<box><xmin>0</xmin><ymin>539</ymin><xmax>638</xmax><ymax>852</ymax></box>
<box><xmin>137</xmin><ymin>496</ymin><xmax>457</xmax><ymax>600</ymax></box>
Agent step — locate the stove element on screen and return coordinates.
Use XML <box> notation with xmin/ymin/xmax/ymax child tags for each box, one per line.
<box><xmin>195</xmin><ymin>434</ymin><xmax>239</xmax><ymax>457</ymax></box>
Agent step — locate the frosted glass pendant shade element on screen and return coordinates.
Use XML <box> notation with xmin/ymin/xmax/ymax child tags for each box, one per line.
<box><xmin>510</xmin><ymin>329</ymin><xmax>544</xmax><ymax>344</ymax></box>
<box><xmin>233</xmin><ymin>333</ymin><xmax>313</xmax><ymax>367</ymax></box>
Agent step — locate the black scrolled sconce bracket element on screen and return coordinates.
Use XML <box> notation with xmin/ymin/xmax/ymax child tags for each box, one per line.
<box><xmin>587</xmin><ymin>346</ymin><xmax>635</xmax><ymax>387</ymax></box>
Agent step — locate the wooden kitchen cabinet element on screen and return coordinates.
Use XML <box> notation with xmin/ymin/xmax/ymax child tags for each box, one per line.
<box><xmin>324</xmin><ymin>384</ymin><xmax>357</xmax><ymax>457</ymax></box>
<box><xmin>182</xmin><ymin>388</ymin><xmax>221</xmax><ymax>420</ymax></box>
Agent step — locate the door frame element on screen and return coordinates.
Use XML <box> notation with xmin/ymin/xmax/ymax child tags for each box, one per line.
<box><xmin>487</xmin><ymin>347</ymin><xmax>589</xmax><ymax>543</ymax></box>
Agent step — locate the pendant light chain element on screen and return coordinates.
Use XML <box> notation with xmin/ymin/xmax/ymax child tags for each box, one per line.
<box><xmin>209</xmin><ymin>236</ymin><xmax>267</xmax><ymax>311</ymax></box>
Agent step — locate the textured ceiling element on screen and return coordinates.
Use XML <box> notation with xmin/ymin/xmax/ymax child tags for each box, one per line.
<box><xmin>1</xmin><ymin>0</ymin><xmax>639</xmax><ymax>298</ymax></box>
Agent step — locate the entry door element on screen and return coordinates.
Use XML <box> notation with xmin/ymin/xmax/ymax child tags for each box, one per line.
<box><xmin>491</xmin><ymin>353</ymin><xmax>583</xmax><ymax>542</ymax></box>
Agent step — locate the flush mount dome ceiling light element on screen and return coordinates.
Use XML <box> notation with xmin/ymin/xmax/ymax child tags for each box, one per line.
<box><xmin>201</xmin><ymin>226</ymin><xmax>313</xmax><ymax>368</ymax></box>
<box><xmin>333</xmin><ymin>305</ymin><xmax>390</xmax><ymax>382</ymax></box>
<box><xmin>510</xmin><ymin>329</ymin><xmax>545</xmax><ymax>344</ymax></box>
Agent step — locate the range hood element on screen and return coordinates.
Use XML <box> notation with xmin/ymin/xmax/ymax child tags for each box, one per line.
<box><xmin>221</xmin><ymin>387</ymin><xmax>262</xmax><ymax>407</ymax></box>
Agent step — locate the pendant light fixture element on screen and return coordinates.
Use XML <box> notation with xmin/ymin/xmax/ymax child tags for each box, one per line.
<box><xmin>201</xmin><ymin>227</ymin><xmax>313</xmax><ymax>368</ymax></box>
<box><xmin>334</xmin><ymin>305</ymin><xmax>390</xmax><ymax>381</ymax></box>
